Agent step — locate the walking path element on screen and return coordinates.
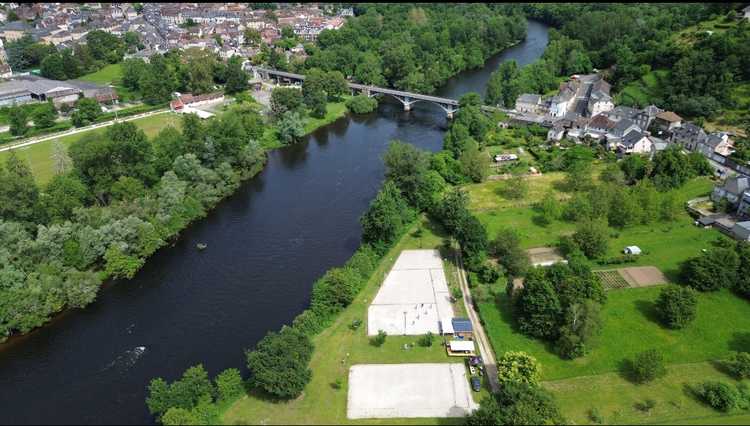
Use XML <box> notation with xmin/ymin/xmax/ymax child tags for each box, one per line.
<box><xmin>0</xmin><ymin>109</ymin><xmax>169</xmax><ymax>153</ymax></box>
<box><xmin>455</xmin><ymin>250</ymin><xmax>500</xmax><ymax>393</ymax></box>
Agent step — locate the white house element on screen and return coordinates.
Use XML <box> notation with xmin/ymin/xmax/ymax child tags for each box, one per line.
<box><xmin>549</xmin><ymin>89</ymin><xmax>575</xmax><ymax>118</ymax></box>
<box><xmin>618</xmin><ymin>130</ymin><xmax>652</xmax><ymax>154</ymax></box>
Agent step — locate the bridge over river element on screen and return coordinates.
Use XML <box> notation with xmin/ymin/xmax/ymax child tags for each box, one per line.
<box><xmin>249</xmin><ymin>66</ymin><xmax>514</xmax><ymax>119</ymax></box>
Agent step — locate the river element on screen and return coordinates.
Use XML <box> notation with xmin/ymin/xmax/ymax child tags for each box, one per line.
<box><xmin>0</xmin><ymin>20</ymin><xmax>548</xmax><ymax>425</ymax></box>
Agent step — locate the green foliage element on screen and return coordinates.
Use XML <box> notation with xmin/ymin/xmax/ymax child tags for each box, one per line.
<box><xmin>245</xmin><ymin>326</ymin><xmax>314</xmax><ymax>399</ymax></box>
<box><xmin>311</xmin><ymin>267</ymin><xmax>364</xmax><ymax>315</ymax></box>
<box><xmin>572</xmin><ymin>219</ymin><xmax>609</xmax><ymax>259</ymax></box>
<box><xmin>490</xmin><ymin>228</ymin><xmax>530</xmax><ymax>278</ymax></box>
<box><xmin>8</xmin><ymin>105</ymin><xmax>29</xmax><ymax>136</ymax></box>
<box><xmin>345</xmin><ymin>95</ymin><xmax>378</xmax><ymax>114</ymax></box>
<box><xmin>0</xmin><ymin>152</ymin><xmax>40</xmax><ymax>223</ymax></box>
<box><xmin>360</xmin><ymin>181</ymin><xmax>416</xmax><ymax>254</ymax></box>
<box><xmin>276</xmin><ymin>111</ymin><xmax>305</xmax><ymax>144</ymax></box>
<box><xmin>146</xmin><ymin>364</ymin><xmax>216</xmax><ymax>421</ymax></box>
<box><xmin>693</xmin><ymin>381</ymin><xmax>740</xmax><ymax>412</ymax></box>
<box><xmin>630</xmin><ymin>349</ymin><xmax>667</xmax><ymax>384</ymax></box>
<box><xmin>32</xmin><ymin>102</ymin><xmax>57</xmax><ymax>129</ymax></box>
<box><xmin>71</xmin><ymin>98</ymin><xmax>101</xmax><ymax>127</ymax></box>
<box><xmin>418</xmin><ymin>331</ymin><xmax>434</xmax><ymax>347</ymax></box>
<box><xmin>723</xmin><ymin>352</ymin><xmax>750</xmax><ymax>380</ymax></box>
<box><xmin>497</xmin><ymin>351</ymin><xmax>542</xmax><ymax>386</ymax></box>
<box><xmin>270</xmin><ymin>87</ymin><xmax>304</xmax><ymax>117</ymax></box>
<box><xmin>467</xmin><ymin>382</ymin><xmax>564</xmax><ymax>426</ymax></box>
<box><xmin>215</xmin><ymin>368</ymin><xmax>245</xmax><ymax>402</ymax></box>
<box><xmin>656</xmin><ymin>285</ymin><xmax>697</xmax><ymax>329</ymax></box>
<box><xmin>680</xmin><ymin>246</ymin><xmax>740</xmax><ymax>291</ymax></box>
<box><xmin>371</xmin><ymin>329</ymin><xmax>387</xmax><ymax>347</ymax></box>
<box><xmin>486</xmin><ymin>60</ymin><xmax>521</xmax><ymax>108</ymax></box>
<box><xmin>41</xmin><ymin>174</ymin><xmax>90</xmax><ymax>223</ymax></box>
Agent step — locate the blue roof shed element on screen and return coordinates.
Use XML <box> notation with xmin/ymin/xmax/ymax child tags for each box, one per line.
<box><xmin>451</xmin><ymin>318</ymin><xmax>473</xmax><ymax>333</ymax></box>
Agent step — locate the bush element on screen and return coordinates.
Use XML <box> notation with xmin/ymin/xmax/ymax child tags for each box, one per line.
<box><xmin>572</xmin><ymin>219</ymin><xmax>609</xmax><ymax>259</ymax></box>
<box><xmin>418</xmin><ymin>331</ymin><xmax>434</xmax><ymax>347</ymax></box>
<box><xmin>680</xmin><ymin>247</ymin><xmax>740</xmax><ymax>291</ymax></box>
<box><xmin>723</xmin><ymin>352</ymin><xmax>750</xmax><ymax>379</ymax></box>
<box><xmin>497</xmin><ymin>351</ymin><xmax>542</xmax><ymax>386</ymax></box>
<box><xmin>630</xmin><ymin>349</ymin><xmax>667</xmax><ymax>384</ymax></box>
<box><xmin>349</xmin><ymin>319</ymin><xmax>362</xmax><ymax>331</ymax></box>
<box><xmin>371</xmin><ymin>329</ymin><xmax>387</xmax><ymax>347</ymax></box>
<box><xmin>245</xmin><ymin>326</ymin><xmax>314</xmax><ymax>399</ymax></box>
<box><xmin>345</xmin><ymin>95</ymin><xmax>378</xmax><ymax>114</ymax></box>
<box><xmin>655</xmin><ymin>285</ymin><xmax>697</xmax><ymax>329</ymax></box>
<box><xmin>694</xmin><ymin>381</ymin><xmax>739</xmax><ymax>412</ymax></box>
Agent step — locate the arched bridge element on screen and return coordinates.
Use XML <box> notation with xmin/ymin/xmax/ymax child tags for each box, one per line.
<box><xmin>249</xmin><ymin>66</ymin><xmax>511</xmax><ymax>119</ymax></box>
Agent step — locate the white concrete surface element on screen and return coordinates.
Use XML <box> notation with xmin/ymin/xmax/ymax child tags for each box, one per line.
<box><xmin>367</xmin><ymin>249</ymin><xmax>455</xmax><ymax>336</ymax></box>
<box><xmin>347</xmin><ymin>363</ymin><xmax>478</xmax><ymax>419</ymax></box>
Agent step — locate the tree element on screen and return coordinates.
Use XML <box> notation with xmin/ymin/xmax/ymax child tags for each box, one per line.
<box><xmin>383</xmin><ymin>140</ymin><xmax>432</xmax><ymax>207</ymax></box>
<box><xmin>467</xmin><ymin>382</ymin><xmax>563</xmax><ymax>426</ymax></box>
<box><xmin>655</xmin><ymin>285</ymin><xmax>697</xmax><ymax>329</ymax></box>
<box><xmin>32</xmin><ymin>101</ymin><xmax>57</xmax><ymax>129</ymax></box>
<box><xmin>8</xmin><ymin>105</ymin><xmax>29</xmax><ymax>136</ymax></box>
<box><xmin>40</xmin><ymin>53</ymin><xmax>67</xmax><ymax>80</ymax></box>
<box><xmin>244</xmin><ymin>28</ymin><xmax>262</xmax><ymax>46</ymax></box>
<box><xmin>572</xmin><ymin>219</ymin><xmax>609</xmax><ymax>259</ymax></box>
<box><xmin>680</xmin><ymin>247</ymin><xmax>739</xmax><ymax>291</ymax></box>
<box><xmin>322</xmin><ymin>70</ymin><xmax>348</xmax><ymax>101</ymax></box>
<box><xmin>497</xmin><ymin>351</ymin><xmax>542</xmax><ymax>386</ymax></box>
<box><xmin>491</xmin><ymin>228</ymin><xmax>530</xmax><ymax>278</ymax></box>
<box><xmin>306</xmin><ymin>87</ymin><xmax>327</xmax><ymax>118</ymax></box>
<box><xmin>111</xmin><ymin>176</ymin><xmax>146</xmax><ymax>202</ymax></box>
<box><xmin>651</xmin><ymin>145</ymin><xmax>691</xmax><ymax>190</ymax></box>
<box><xmin>215</xmin><ymin>368</ymin><xmax>245</xmax><ymax>401</ymax></box>
<box><xmin>599</xmin><ymin>162</ymin><xmax>625</xmax><ymax>185</ymax></box>
<box><xmin>270</xmin><ymin>87</ymin><xmax>303</xmax><ymax>117</ymax></box>
<box><xmin>0</xmin><ymin>151</ymin><xmax>39</xmax><ymax>223</ymax></box>
<box><xmin>516</xmin><ymin>268</ymin><xmax>562</xmax><ymax>339</ymax></box>
<box><xmin>345</xmin><ymin>95</ymin><xmax>378</xmax><ymax>114</ymax></box>
<box><xmin>41</xmin><ymin>174</ymin><xmax>90</xmax><ymax>223</ymax></box>
<box><xmin>459</xmin><ymin>143</ymin><xmax>488</xmax><ymax>183</ymax></box>
<box><xmin>694</xmin><ymin>381</ymin><xmax>739</xmax><ymax>412</ymax></box>
<box><xmin>146</xmin><ymin>364</ymin><xmax>216</xmax><ymax>421</ymax></box>
<box><xmin>630</xmin><ymin>349</ymin><xmax>666</xmax><ymax>383</ymax></box>
<box><xmin>564</xmin><ymin>161</ymin><xmax>593</xmax><ymax>192</ymax></box>
<box><xmin>245</xmin><ymin>326</ymin><xmax>314</xmax><ymax>399</ymax></box>
<box><xmin>224</xmin><ymin>57</ymin><xmax>249</xmax><ymax>94</ymax></box>
<box><xmin>160</xmin><ymin>408</ymin><xmax>200</xmax><ymax>426</ymax></box>
<box><xmin>277</xmin><ymin>111</ymin><xmax>305</xmax><ymax>144</ymax></box>
<box><xmin>485</xmin><ymin>60</ymin><xmax>521</xmax><ymax>107</ymax></box>
<box><xmin>183</xmin><ymin>48</ymin><xmax>217</xmax><ymax>94</ymax></box>
<box><xmin>71</xmin><ymin>98</ymin><xmax>101</xmax><ymax>127</ymax></box>
<box><xmin>556</xmin><ymin>299</ymin><xmax>602</xmax><ymax>359</ymax></box>
<box><xmin>122</xmin><ymin>58</ymin><xmax>147</xmax><ymax>91</ymax></box>
<box><xmin>360</xmin><ymin>181</ymin><xmax>415</xmax><ymax>253</ymax></box>
<box><xmin>620</xmin><ymin>154</ymin><xmax>650</xmax><ymax>184</ymax></box>
<box><xmin>311</xmin><ymin>267</ymin><xmax>364</xmax><ymax>313</ymax></box>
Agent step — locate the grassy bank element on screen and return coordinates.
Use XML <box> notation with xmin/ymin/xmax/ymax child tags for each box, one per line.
<box><xmin>0</xmin><ymin>113</ymin><xmax>181</xmax><ymax>184</ymax></box>
<box><xmin>222</xmin><ymin>216</ymin><xmax>477</xmax><ymax>425</ymax></box>
<box><xmin>544</xmin><ymin>361</ymin><xmax>750</xmax><ymax>425</ymax></box>
<box><xmin>262</xmin><ymin>99</ymin><xmax>350</xmax><ymax>149</ymax></box>
<box><xmin>480</xmin><ymin>287</ymin><xmax>750</xmax><ymax>381</ymax></box>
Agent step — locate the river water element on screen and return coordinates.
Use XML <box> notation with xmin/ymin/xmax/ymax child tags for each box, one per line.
<box><xmin>0</xmin><ymin>20</ymin><xmax>548</xmax><ymax>425</ymax></box>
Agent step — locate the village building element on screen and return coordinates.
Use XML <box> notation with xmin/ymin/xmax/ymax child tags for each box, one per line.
<box><xmin>654</xmin><ymin>110</ymin><xmax>683</xmax><ymax>131</ymax></box>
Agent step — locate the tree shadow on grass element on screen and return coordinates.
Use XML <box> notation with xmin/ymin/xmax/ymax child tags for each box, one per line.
<box><xmin>617</xmin><ymin>357</ymin><xmax>636</xmax><ymax>383</ymax></box>
<box><xmin>634</xmin><ymin>299</ymin><xmax>663</xmax><ymax>326</ymax></box>
<box><xmin>728</xmin><ymin>332</ymin><xmax>750</xmax><ymax>352</ymax></box>
<box><xmin>246</xmin><ymin>386</ymin><xmax>293</xmax><ymax>404</ymax></box>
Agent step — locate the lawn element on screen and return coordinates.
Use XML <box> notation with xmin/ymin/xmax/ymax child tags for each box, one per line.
<box><xmin>544</xmin><ymin>361</ymin><xmax>750</xmax><ymax>425</ymax></box>
<box><xmin>0</xmin><ymin>113</ymin><xmax>181</xmax><ymax>184</ymax></box>
<box><xmin>221</xmin><ymin>216</ymin><xmax>481</xmax><ymax>425</ymax></box>
<box><xmin>262</xmin><ymin>100</ymin><xmax>350</xmax><ymax>149</ymax></box>
<box><xmin>615</xmin><ymin>69</ymin><xmax>669</xmax><ymax>107</ymax></box>
<box><xmin>479</xmin><ymin>287</ymin><xmax>750</xmax><ymax>381</ymax></box>
<box><xmin>78</xmin><ymin>63</ymin><xmax>123</xmax><ymax>85</ymax></box>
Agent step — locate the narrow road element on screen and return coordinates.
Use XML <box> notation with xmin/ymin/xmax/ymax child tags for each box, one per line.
<box><xmin>455</xmin><ymin>250</ymin><xmax>500</xmax><ymax>393</ymax></box>
<box><xmin>0</xmin><ymin>109</ymin><xmax>170</xmax><ymax>153</ymax></box>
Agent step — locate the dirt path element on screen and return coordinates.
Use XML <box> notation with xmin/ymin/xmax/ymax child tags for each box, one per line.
<box><xmin>455</xmin><ymin>250</ymin><xmax>500</xmax><ymax>393</ymax></box>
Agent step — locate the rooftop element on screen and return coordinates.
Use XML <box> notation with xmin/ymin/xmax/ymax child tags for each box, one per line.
<box><xmin>451</xmin><ymin>318</ymin><xmax>473</xmax><ymax>333</ymax></box>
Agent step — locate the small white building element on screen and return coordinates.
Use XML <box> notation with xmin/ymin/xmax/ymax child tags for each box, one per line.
<box><xmin>623</xmin><ymin>246</ymin><xmax>642</xmax><ymax>255</ymax></box>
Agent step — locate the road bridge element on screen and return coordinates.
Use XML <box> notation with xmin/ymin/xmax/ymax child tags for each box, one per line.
<box><xmin>248</xmin><ymin>66</ymin><xmax>513</xmax><ymax>119</ymax></box>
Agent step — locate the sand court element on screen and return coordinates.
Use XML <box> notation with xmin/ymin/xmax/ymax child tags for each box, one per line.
<box><xmin>347</xmin><ymin>363</ymin><xmax>477</xmax><ymax>419</ymax></box>
<box><xmin>367</xmin><ymin>250</ymin><xmax>453</xmax><ymax>336</ymax></box>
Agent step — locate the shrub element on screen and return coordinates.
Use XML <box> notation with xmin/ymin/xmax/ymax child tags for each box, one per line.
<box><xmin>349</xmin><ymin>319</ymin><xmax>362</xmax><ymax>331</ymax></box>
<box><xmin>419</xmin><ymin>331</ymin><xmax>434</xmax><ymax>347</ymax></box>
<box><xmin>655</xmin><ymin>285</ymin><xmax>697</xmax><ymax>329</ymax></box>
<box><xmin>345</xmin><ymin>95</ymin><xmax>378</xmax><ymax>114</ymax></box>
<box><xmin>572</xmin><ymin>219</ymin><xmax>609</xmax><ymax>259</ymax></box>
<box><xmin>680</xmin><ymin>247</ymin><xmax>740</xmax><ymax>291</ymax></box>
<box><xmin>630</xmin><ymin>349</ymin><xmax>667</xmax><ymax>384</ymax></box>
<box><xmin>694</xmin><ymin>381</ymin><xmax>739</xmax><ymax>412</ymax></box>
<box><xmin>635</xmin><ymin>399</ymin><xmax>657</xmax><ymax>412</ymax></box>
<box><xmin>497</xmin><ymin>351</ymin><xmax>542</xmax><ymax>386</ymax></box>
<box><xmin>371</xmin><ymin>329</ymin><xmax>387</xmax><ymax>347</ymax></box>
<box><xmin>588</xmin><ymin>407</ymin><xmax>603</xmax><ymax>424</ymax></box>
<box><xmin>723</xmin><ymin>352</ymin><xmax>750</xmax><ymax>379</ymax></box>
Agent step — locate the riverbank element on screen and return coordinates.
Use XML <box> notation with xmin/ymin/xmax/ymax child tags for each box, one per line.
<box><xmin>221</xmin><ymin>216</ymin><xmax>481</xmax><ymax>425</ymax></box>
<box><xmin>0</xmin><ymin>98</ymin><xmax>350</xmax><ymax>345</ymax></box>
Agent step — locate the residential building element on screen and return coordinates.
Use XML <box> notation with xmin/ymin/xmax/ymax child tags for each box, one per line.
<box><xmin>711</xmin><ymin>175</ymin><xmax>750</xmax><ymax>208</ymax></box>
<box><xmin>515</xmin><ymin>93</ymin><xmax>544</xmax><ymax>113</ymax></box>
<box><xmin>618</xmin><ymin>130</ymin><xmax>653</xmax><ymax>154</ymax></box>
<box><xmin>654</xmin><ymin>111</ymin><xmax>683</xmax><ymax>131</ymax></box>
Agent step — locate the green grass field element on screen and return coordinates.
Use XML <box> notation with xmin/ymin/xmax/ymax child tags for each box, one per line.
<box><xmin>616</xmin><ymin>69</ymin><xmax>670</xmax><ymax>107</ymax></box>
<box><xmin>78</xmin><ymin>63</ymin><xmax>123</xmax><ymax>85</ymax></box>
<box><xmin>545</xmin><ymin>361</ymin><xmax>750</xmax><ymax>425</ymax></box>
<box><xmin>480</xmin><ymin>287</ymin><xmax>750</xmax><ymax>381</ymax></box>
<box><xmin>222</xmin><ymin>216</ymin><xmax>481</xmax><ymax>425</ymax></box>
<box><xmin>0</xmin><ymin>113</ymin><xmax>181</xmax><ymax>184</ymax></box>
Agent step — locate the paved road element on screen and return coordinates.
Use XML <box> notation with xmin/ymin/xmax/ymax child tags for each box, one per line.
<box><xmin>455</xmin><ymin>250</ymin><xmax>500</xmax><ymax>393</ymax></box>
<box><xmin>0</xmin><ymin>109</ymin><xmax>170</xmax><ymax>153</ymax></box>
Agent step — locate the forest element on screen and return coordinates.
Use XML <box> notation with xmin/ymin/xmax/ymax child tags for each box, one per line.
<box><xmin>0</xmin><ymin>105</ymin><xmax>266</xmax><ymax>342</ymax></box>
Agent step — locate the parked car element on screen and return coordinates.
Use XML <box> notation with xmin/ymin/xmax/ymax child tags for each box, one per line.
<box><xmin>471</xmin><ymin>377</ymin><xmax>481</xmax><ymax>392</ymax></box>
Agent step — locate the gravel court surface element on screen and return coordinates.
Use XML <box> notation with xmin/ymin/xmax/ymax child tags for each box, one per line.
<box><xmin>367</xmin><ymin>250</ymin><xmax>455</xmax><ymax>335</ymax></box>
<box><xmin>347</xmin><ymin>363</ymin><xmax>478</xmax><ymax>419</ymax></box>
